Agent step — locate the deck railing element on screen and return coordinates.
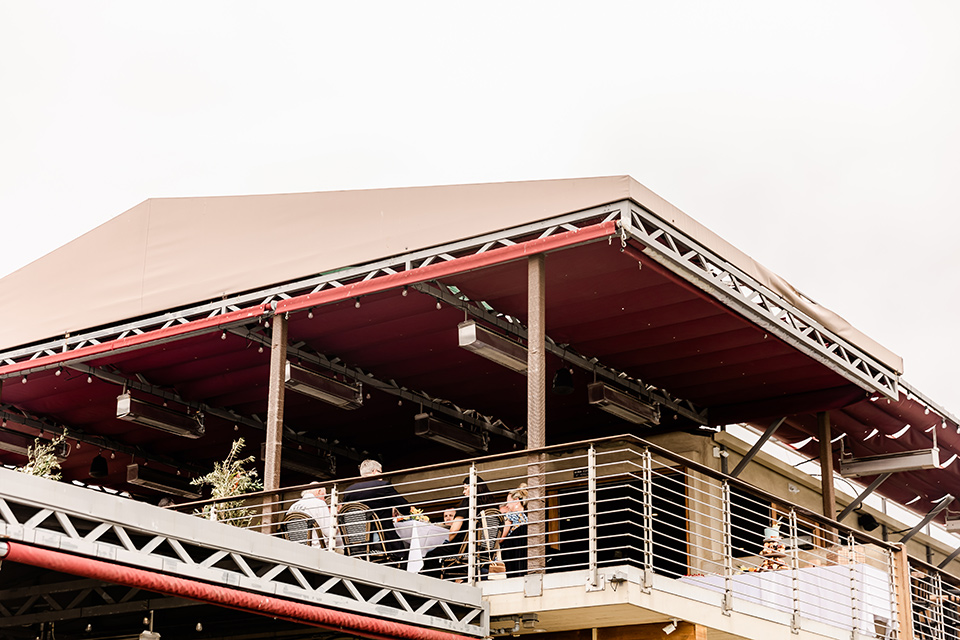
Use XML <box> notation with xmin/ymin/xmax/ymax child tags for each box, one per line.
<box><xmin>170</xmin><ymin>435</ymin><xmax>960</xmax><ymax>638</ymax></box>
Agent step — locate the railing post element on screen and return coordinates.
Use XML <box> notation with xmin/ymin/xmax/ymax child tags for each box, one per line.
<box><xmin>789</xmin><ymin>507</ymin><xmax>800</xmax><ymax>634</ymax></box>
<box><xmin>641</xmin><ymin>448</ymin><xmax>654</xmax><ymax>590</ymax></box>
<box><xmin>327</xmin><ymin>485</ymin><xmax>338</xmax><ymax>552</ymax></box>
<box><xmin>848</xmin><ymin>532</ymin><xmax>859</xmax><ymax>637</ymax></box>
<box><xmin>468</xmin><ymin>464</ymin><xmax>477</xmax><ymax>584</ymax></box>
<box><xmin>721</xmin><ymin>479</ymin><xmax>733</xmax><ymax>614</ymax></box>
<box><xmin>587</xmin><ymin>445</ymin><xmax>598</xmax><ymax>588</ymax></box>
<box><xmin>935</xmin><ymin>571</ymin><xmax>946</xmax><ymax>639</ymax></box>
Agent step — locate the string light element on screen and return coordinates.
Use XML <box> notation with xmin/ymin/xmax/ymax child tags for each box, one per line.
<box><xmin>355</xmin><ymin>297</ymin><xmax>361</xmax><ymax>308</ymax></box>
<box><xmin>308</xmin><ymin>309</ymin><xmax>314</xmax><ymax>319</ymax></box>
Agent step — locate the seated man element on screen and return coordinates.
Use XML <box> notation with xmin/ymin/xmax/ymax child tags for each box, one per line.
<box><xmin>341</xmin><ymin>459</ymin><xmax>410</xmax><ymax>556</ymax></box>
<box><xmin>286</xmin><ymin>485</ymin><xmax>333</xmax><ymax>548</ymax></box>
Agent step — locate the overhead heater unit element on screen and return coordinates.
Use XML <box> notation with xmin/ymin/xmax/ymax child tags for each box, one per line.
<box><xmin>415</xmin><ymin>413</ymin><xmax>489</xmax><ymax>454</ymax></box>
<box><xmin>116</xmin><ymin>394</ymin><xmax>205</xmax><ymax>439</ymax></box>
<box><xmin>458</xmin><ymin>321</ymin><xmax>527</xmax><ymax>374</ymax></box>
<box><xmin>945</xmin><ymin>513</ymin><xmax>960</xmax><ymax>533</ymax></box>
<box><xmin>587</xmin><ymin>382</ymin><xmax>660</xmax><ymax>426</ymax></box>
<box><xmin>126</xmin><ymin>464</ymin><xmax>201</xmax><ymax>499</ymax></box>
<box><xmin>839</xmin><ymin>448</ymin><xmax>940</xmax><ymax>478</ymax></box>
<box><xmin>0</xmin><ymin>430</ymin><xmax>70</xmax><ymax>460</ymax></box>
<box><xmin>284</xmin><ymin>361</ymin><xmax>362</xmax><ymax>409</ymax></box>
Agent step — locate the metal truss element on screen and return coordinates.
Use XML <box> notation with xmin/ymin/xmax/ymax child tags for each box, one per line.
<box><xmin>0</xmin><ymin>577</ymin><xmax>197</xmax><ymax>627</ymax></box>
<box><xmin>619</xmin><ymin>204</ymin><xmax>900</xmax><ymax>400</ymax></box>
<box><xmin>0</xmin><ymin>195</ymin><xmax>900</xmax><ymax>404</ymax></box>
<box><xmin>0</xmin><ymin>469</ymin><xmax>487</xmax><ymax>636</ymax></box>
<box><xmin>0</xmin><ymin>203</ymin><xmax>622</xmax><ymax>373</ymax></box>
<box><xmin>413</xmin><ymin>282</ymin><xmax>709</xmax><ymax>426</ymax></box>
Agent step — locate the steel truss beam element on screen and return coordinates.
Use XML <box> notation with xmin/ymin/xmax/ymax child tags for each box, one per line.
<box><xmin>0</xmin><ymin>468</ymin><xmax>486</xmax><ymax>637</ymax></box>
<box><xmin>0</xmin><ymin>198</ymin><xmax>905</xmax><ymax>408</ymax></box>
<box><xmin>229</xmin><ymin>326</ymin><xmax>524</xmax><ymax>443</ymax></box>
<box><xmin>413</xmin><ymin>282</ymin><xmax>708</xmax><ymax>426</ymax></box>
<box><xmin>618</xmin><ymin>205</ymin><xmax>900</xmax><ymax>400</ymax></box>
<box><xmin>0</xmin><ymin>576</ymin><xmax>196</xmax><ymax>627</ymax></box>
<box><xmin>0</xmin><ymin>204</ymin><xmax>621</xmax><ymax>376</ymax></box>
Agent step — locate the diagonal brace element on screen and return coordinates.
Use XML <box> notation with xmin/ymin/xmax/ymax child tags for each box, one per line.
<box><xmin>730</xmin><ymin>417</ymin><xmax>785</xmax><ymax>478</ymax></box>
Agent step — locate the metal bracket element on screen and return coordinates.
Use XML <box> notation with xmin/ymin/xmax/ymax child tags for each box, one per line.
<box><xmin>585</xmin><ymin>573</ymin><xmax>605</xmax><ymax>592</ymax></box>
<box><xmin>722</xmin><ymin>591</ymin><xmax>733</xmax><ymax>615</ymax></box>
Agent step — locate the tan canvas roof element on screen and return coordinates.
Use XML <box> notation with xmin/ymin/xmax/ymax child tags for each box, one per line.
<box><xmin>0</xmin><ymin>176</ymin><xmax>902</xmax><ymax>373</ymax></box>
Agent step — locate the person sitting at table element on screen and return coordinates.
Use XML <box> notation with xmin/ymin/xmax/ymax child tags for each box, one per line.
<box><xmin>498</xmin><ymin>483</ymin><xmax>529</xmax><ymax>577</ymax></box>
<box><xmin>286</xmin><ymin>484</ymin><xmax>333</xmax><ymax>548</ymax></box>
<box><xmin>341</xmin><ymin>459</ymin><xmax>410</xmax><ymax>556</ymax></box>
<box><xmin>420</xmin><ymin>475</ymin><xmax>494</xmax><ymax>579</ymax></box>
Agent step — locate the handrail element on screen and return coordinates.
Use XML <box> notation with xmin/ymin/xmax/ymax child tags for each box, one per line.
<box><xmin>171</xmin><ymin>432</ymin><xmax>900</xmax><ymax>552</ymax></box>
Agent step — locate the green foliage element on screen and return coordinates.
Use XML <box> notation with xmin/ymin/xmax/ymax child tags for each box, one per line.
<box><xmin>191</xmin><ymin>438</ymin><xmax>262</xmax><ymax>528</ymax></box>
<box><xmin>17</xmin><ymin>433</ymin><xmax>65</xmax><ymax>481</ymax></box>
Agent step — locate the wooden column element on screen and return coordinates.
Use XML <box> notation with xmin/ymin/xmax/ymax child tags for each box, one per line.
<box><xmin>892</xmin><ymin>543</ymin><xmax>915</xmax><ymax>640</ymax></box>
<box><xmin>263</xmin><ymin>313</ymin><xmax>288</xmax><ymax>529</ymax></box>
<box><xmin>527</xmin><ymin>254</ymin><xmax>546</xmax><ymax>573</ymax></box>
<box><xmin>818</xmin><ymin>411</ymin><xmax>838</xmax><ymax>544</ymax></box>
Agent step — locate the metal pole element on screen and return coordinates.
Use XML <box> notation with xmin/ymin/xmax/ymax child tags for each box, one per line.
<box><xmin>587</xmin><ymin>446</ymin><xmax>598</xmax><ymax>588</ymax></box>
<box><xmin>729</xmin><ymin>417</ymin><xmax>785</xmax><ymax>478</ymax></box>
<box><xmin>263</xmin><ymin>313</ymin><xmax>288</xmax><ymax>530</ymax></box>
<box><xmin>789</xmin><ymin>507</ymin><xmax>800</xmax><ymax>633</ymax></box>
<box><xmin>327</xmin><ymin>485</ymin><xmax>338</xmax><ymax>552</ymax></box>
<box><xmin>836</xmin><ymin>473</ymin><xmax>892</xmax><ymax>522</ymax></box>
<box><xmin>640</xmin><ymin>448</ymin><xmax>653</xmax><ymax>591</ymax></box>
<box><xmin>527</xmin><ymin>254</ymin><xmax>546</xmax><ymax>574</ymax></box>
<box><xmin>848</xmin><ymin>532</ymin><xmax>859</xmax><ymax>637</ymax></box>
<box><xmin>468</xmin><ymin>465</ymin><xmax>477</xmax><ymax>584</ymax></box>
<box><xmin>721</xmin><ymin>480</ymin><xmax>733</xmax><ymax>614</ymax></box>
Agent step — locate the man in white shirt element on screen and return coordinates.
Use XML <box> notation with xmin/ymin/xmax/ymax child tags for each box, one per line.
<box><xmin>286</xmin><ymin>486</ymin><xmax>333</xmax><ymax>548</ymax></box>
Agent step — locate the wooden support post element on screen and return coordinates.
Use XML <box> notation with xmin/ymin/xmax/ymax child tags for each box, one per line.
<box><xmin>818</xmin><ymin>411</ymin><xmax>838</xmax><ymax>544</ymax></box>
<box><xmin>892</xmin><ymin>543</ymin><xmax>916</xmax><ymax>640</ymax></box>
<box><xmin>263</xmin><ymin>313</ymin><xmax>288</xmax><ymax>530</ymax></box>
<box><xmin>527</xmin><ymin>254</ymin><xmax>546</xmax><ymax>573</ymax></box>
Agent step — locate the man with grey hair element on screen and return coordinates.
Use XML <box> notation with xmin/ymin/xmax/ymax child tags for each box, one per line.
<box><xmin>286</xmin><ymin>485</ymin><xmax>332</xmax><ymax>548</ymax></box>
<box><xmin>342</xmin><ymin>459</ymin><xmax>410</xmax><ymax>556</ymax></box>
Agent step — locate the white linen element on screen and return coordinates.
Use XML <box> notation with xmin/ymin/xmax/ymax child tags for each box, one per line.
<box><xmin>395</xmin><ymin>519</ymin><xmax>450</xmax><ymax>573</ymax></box>
<box><xmin>679</xmin><ymin>563</ymin><xmax>892</xmax><ymax>637</ymax></box>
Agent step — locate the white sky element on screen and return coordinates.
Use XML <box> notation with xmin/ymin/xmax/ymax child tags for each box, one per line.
<box><xmin>1</xmin><ymin>2</ymin><xmax>958</xmax><ymax>415</ymax></box>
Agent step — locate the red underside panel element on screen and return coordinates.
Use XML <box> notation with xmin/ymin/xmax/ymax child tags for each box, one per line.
<box><xmin>0</xmin><ymin>542</ymin><xmax>470</xmax><ymax>640</ymax></box>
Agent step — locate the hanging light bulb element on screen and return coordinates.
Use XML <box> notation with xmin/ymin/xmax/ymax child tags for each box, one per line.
<box><xmin>355</xmin><ymin>298</ymin><xmax>361</xmax><ymax>308</ymax></box>
<box><xmin>308</xmin><ymin>309</ymin><xmax>314</xmax><ymax>319</ymax></box>
<box><xmin>55</xmin><ymin>368</ymin><xmax>62</xmax><ymax>377</ymax></box>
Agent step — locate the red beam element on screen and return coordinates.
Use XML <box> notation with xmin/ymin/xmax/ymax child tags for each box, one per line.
<box><xmin>0</xmin><ymin>305</ymin><xmax>271</xmax><ymax>379</ymax></box>
<box><xmin>276</xmin><ymin>221</ymin><xmax>618</xmax><ymax>315</ymax></box>
<box><xmin>0</xmin><ymin>541</ymin><xmax>473</xmax><ymax>640</ymax></box>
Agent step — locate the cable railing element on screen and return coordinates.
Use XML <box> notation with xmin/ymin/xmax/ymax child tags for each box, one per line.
<box><xmin>169</xmin><ymin>435</ymin><xmax>952</xmax><ymax>638</ymax></box>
